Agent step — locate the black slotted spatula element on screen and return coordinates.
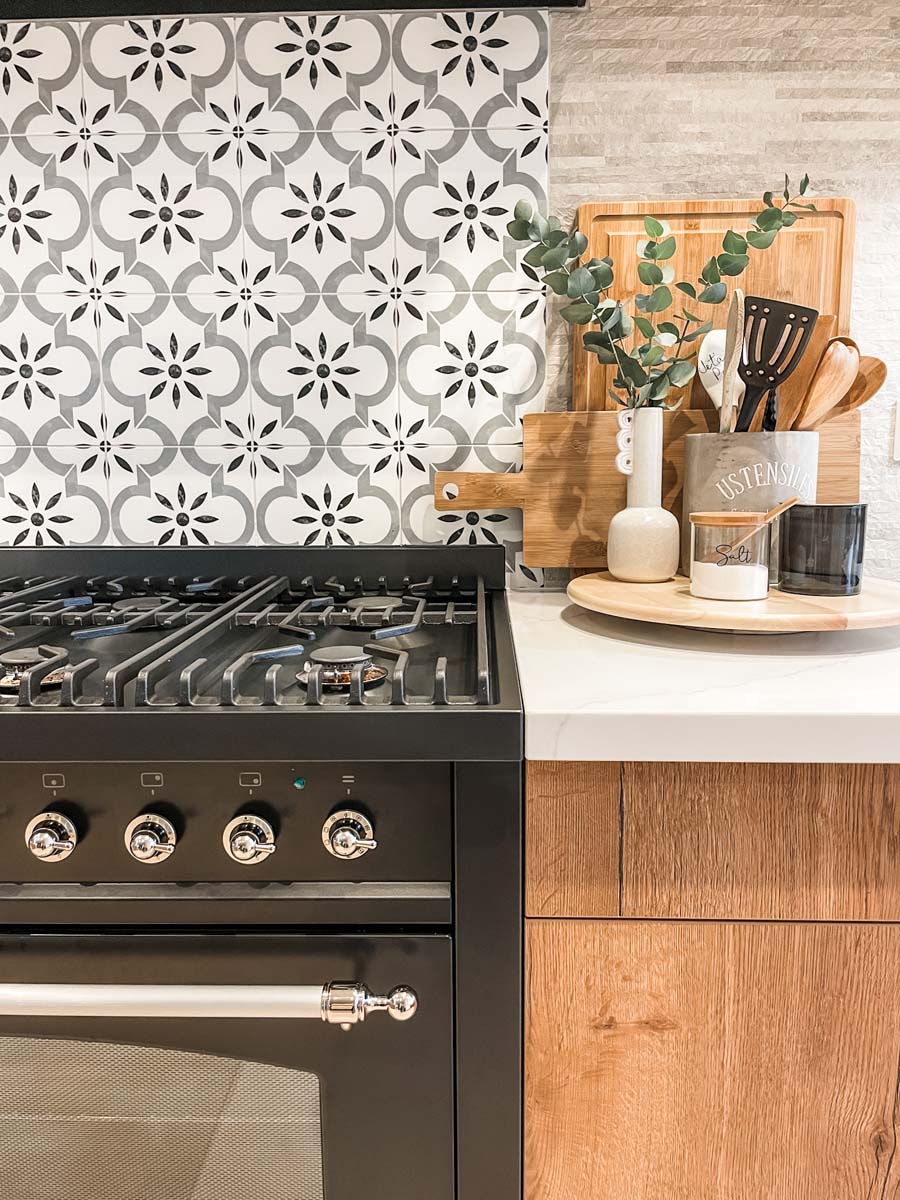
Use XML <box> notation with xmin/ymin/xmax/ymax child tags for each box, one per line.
<box><xmin>734</xmin><ymin>296</ymin><xmax>819</xmax><ymax>432</ymax></box>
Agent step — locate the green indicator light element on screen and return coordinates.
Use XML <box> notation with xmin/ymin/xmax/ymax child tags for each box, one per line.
<box><xmin>293</xmin><ymin>777</ymin><xmax>306</xmax><ymax>790</ymax></box>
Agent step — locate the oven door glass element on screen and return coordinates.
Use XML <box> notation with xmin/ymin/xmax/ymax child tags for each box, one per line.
<box><xmin>0</xmin><ymin>933</ymin><xmax>453</xmax><ymax>1200</ymax></box>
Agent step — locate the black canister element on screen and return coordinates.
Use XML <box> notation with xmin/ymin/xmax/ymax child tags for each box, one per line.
<box><xmin>778</xmin><ymin>502</ymin><xmax>867</xmax><ymax>596</ymax></box>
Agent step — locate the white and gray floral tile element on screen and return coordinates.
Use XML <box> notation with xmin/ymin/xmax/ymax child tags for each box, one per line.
<box><xmin>0</xmin><ymin>448</ymin><xmax>109</xmax><ymax>547</ymax></box>
<box><xmin>110</xmin><ymin>446</ymin><xmax>255</xmax><ymax>546</ymax></box>
<box><xmin>399</xmin><ymin>290</ymin><xmax>545</xmax><ymax>446</ymax></box>
<box><xmin>256</xmin><ymin>445</ymin><xmax>400</xmax><ymax>547</ymax></box>
<box><xmin>0</xmin><ymin>11</ymin><xmax>548</xmax><ymax>574</ymax></box>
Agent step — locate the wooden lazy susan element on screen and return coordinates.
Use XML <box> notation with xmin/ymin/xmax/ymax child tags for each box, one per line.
<box><xmin>566</xmin><ymin>573</ymin><xmax>900</xmax><ymax>634</ymax></box>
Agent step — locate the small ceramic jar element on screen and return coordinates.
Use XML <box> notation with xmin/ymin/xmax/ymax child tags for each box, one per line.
<box><xmin>689</xmin><ymin>512</ymin><xmax>771</xmax><ymax>601</ymax></box>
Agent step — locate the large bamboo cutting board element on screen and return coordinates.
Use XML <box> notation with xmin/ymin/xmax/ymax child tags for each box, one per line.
<box><xmin>433</xmin><ymin>410</ymin><xmax>861</xmax><ymax>567</ymax></box>
<box><xmin>572</xmin><ymin>196</ymin><xmax>856</xmax><ymax>412</ymax></box>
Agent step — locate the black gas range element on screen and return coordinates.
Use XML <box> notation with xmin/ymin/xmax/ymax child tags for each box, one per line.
<box><xmin>0</xmin><ymin>546</ymin><xmax>522</xmax><ymax>1200</ymax></box>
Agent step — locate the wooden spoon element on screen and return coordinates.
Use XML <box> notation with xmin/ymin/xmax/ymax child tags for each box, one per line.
<box><xmin>826</xmin><ymin>355</ymin><xmax>888</xmax><ymax>421</ymax></box>
<box><xmin>793</xmin><ymin>339</ymin><xmax>860</xmax><ymax>431</ymax></box>
<box><xmin>719</xmin><ymin>288</ymin><xmax>745</xmax><ymax>433</ymax></box>
<box><xmin>771</xmin><ymin>313</ymin><xmax>837</xmax><ymax>431</ymax></box>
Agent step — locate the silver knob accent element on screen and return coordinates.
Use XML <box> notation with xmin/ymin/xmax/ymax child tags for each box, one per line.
<box><xmin>125</xmin><ymin>814</ymin><xmax>177</xmax><ymax>864</ymax></box>
<box><xmin>223</xmin><ymin>815</ymin><xmax>276</xmax><ymax>865</ymax></box>
<box><xmin>25</xmin><ymin>812</ymin><xmax>77</xmax><ymax>862</ymax></box>
<box><xmin>321</xmin><ymin>982</ymin><xmax>418</xmax><ymax>1026</ymax></box>
<box><xmin>322</xmin><ymin>810</ymin><xmax>377</xmax><ymax>860</ymax></box>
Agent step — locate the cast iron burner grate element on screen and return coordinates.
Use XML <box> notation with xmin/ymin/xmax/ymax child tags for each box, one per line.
<box><xmin>0</xmin><ymin>568</ymin><xmax>494</xmax><ymax>710</ymax></box>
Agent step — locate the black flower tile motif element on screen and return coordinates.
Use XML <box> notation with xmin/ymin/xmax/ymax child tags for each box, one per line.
<box><xmin>1</xmin><ymin>480</ymin><xmax>74</xmax><ymax>546</ymax></box>
<box><xmin>50</xmin><ymin>98</ymin><xmax>122</xmax><ymax>172</ymax></box>
<box><xmin>145</xmin><ymin>480</ymin><xmax>219</xmax><ymax>545</ymax></box>
<box><xmin>0</xmin><ymin>172</ymin><xmax>51</xmax><ymax>255</ymax></box>
<box><xmin>71</xmin><ymin>413</ymin><xmax>138</xmax><ymax>482</ymax></box>
<box><xmin>219</xmin><ymin>413</ymin><xmax>284</xmax><ymax>480</ymax></box>
<box><xmin>292</xmin><ymin>481</ymin><xmax>363</xmax><ymax>547</ymax></box>
<box><xmin>0</xmin><ymin>332</ymin><xmax>61</xmax><ymax>409</ymax></box>
<box><xmin>119</xmin><ymin>19</ymin><xmax>195</xmax><ymax>92</ymax></box>
<box><xmin>430</xmin><ymin>13</ymin><xmax>508</xmax><ymax>90</ymax></box>
<box><xmin>436</xmin><ymin>329</ymin><xmax>508</xmax><ymax>407</ymax></box>
<box><xmin>0</xmin><ymin>23</ymin><xmax>45</xmax><ymax>99</ymax></box>
<box><xmin>128</xmin><ymin>172</ymin><xmax>202</xmax><ymax>255</ymax></box>
<box><xmin>281</xmin><ymin>171</ymin><xmax>355</xmax><ymax>255</ymax></box>
<box><xmin>369</xmin><ymin>414</ymin><xmax>428</xmax><ymax>480</ymax></box>
<box><xmin>275</xmin><ymin>16</ymin><xmax>351</xmax><ymax>91</ymax></box>
<box><xmin>438</xmin><ymin>506</ymin><xmax>509</xmax><ymax>547</ymax></box>
<box><xmin>139</xmin><ymin>332</ymin><xmax>212</xmax><ymax>409</ymax></box>
<box><xmin>288</xmin><ymin>332</ymin><xmax>359</xmax><ymax>407</ymax></box>
<box><xmin>433</xmin><ymin>169</ymin><xmax>506</xmax><ymax>255</ymax></box>
<box><xmin>393</xmin><ymin>10</ymin><xmax>547</xmax><ymax>129</ymax></box>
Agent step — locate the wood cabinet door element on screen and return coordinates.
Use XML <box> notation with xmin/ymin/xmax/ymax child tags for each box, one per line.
<box><xmin>526</xmin><ymin>920</ymin><xmax>900</xmax><ymax>1200</ymax></box>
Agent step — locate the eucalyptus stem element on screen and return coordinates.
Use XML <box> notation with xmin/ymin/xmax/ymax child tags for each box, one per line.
<box><xmin>507</xmin><ymin>174</ymin><xmax>816</xmax><ymax>409</ymax></box>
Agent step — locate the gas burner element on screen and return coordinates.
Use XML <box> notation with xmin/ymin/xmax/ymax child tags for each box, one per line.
<box><xmin>0</xmin><ymin>647</ymin><xmax>67</xmax><ymax>693</ymax></box>
<box><xmin>296</xmin><ymin>645</ymin><xmax>389</xmax><ymax>691</ymax></box>
<box><xmin>344</xmin><ymin>596</ymin><xmax>405</xmax><ymax>614</ymax></box>
<box><xmin>111</xmin><ymin>596</ymin><xmax>169</xmax><ymax>613</ymax></box>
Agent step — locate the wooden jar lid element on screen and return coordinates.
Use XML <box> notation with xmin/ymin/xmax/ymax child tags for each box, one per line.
<box><xmin>689</xmin><ymin>511</ymin><xmax>768</xmax><ymax>527</ymax></box>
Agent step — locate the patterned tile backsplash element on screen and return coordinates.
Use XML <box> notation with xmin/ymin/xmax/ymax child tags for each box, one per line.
<box><xmin>0</xmin><ymin>12</ymin><xmax>549</xmax><ymax>585</ymax></box>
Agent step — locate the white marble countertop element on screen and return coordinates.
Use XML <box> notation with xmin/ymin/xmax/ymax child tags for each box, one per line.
<box><xmin>508</xmin><ymin>590</ymin><xmax>900</xmax><ymax>763</ymax></box>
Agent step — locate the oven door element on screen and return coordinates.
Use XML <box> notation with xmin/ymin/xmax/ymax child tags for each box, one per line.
<box><xmin>0</xmin><ymin>933</ymin><xmax>453</xmax><ymax>1200</ymax></box>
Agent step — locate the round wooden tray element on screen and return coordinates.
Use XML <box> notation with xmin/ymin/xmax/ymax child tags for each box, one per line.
<box><xmin>566</xmin><ymin>572</ymin><xmax>900</xmax><ymax>634</ymax></box>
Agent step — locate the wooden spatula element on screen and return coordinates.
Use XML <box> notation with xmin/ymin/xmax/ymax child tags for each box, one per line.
<box><xmin>769</xmin><ymin>314</ymin><xmax>837</xmax><ymax>431</ymax></box>
<box><xmin>827</xmin><ymin>355</ymin><xmax>888</xmax><ymax>421</ymax></box>
<box><xmin>794</xmin><ymin>339</ymin><xmax>860</xmax><ymax>430</ymax></box>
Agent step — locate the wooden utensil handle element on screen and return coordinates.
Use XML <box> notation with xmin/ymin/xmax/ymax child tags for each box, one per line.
<box><xmin>433</xmin><ymin>470</ymin><xmax>528</xmax><ymax>511</ymax></box>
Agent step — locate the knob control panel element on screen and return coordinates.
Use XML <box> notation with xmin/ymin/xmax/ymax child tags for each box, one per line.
<box><xmin>25</xmin><ymin>812</ymin><xmax>77</xmax><ymax>862</ymax></box>
<box><xmin>322</xmin><ymin>810</ymin><xmax>378</xmax><ymax>860</ymax></box>
<box><xmin>125</xmin><ymin>813</ymin><xmax>177</xmax><ymax>864</ymax></box>
<box><xmin>223</xmin><ymin>814</ymin><xmax>277</xmax><ymax>865</ymax></box>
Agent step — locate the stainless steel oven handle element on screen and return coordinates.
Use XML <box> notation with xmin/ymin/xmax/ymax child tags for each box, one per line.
<box><xmin>0</xmin><ymin>981</ymin><xmax>418</xmax><ymax>1026</ymax></box>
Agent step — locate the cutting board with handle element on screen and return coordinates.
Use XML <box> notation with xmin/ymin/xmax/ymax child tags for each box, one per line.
<box><xmin>434</xmin><ymin>410</ymin><xmax>861</xmax><ymax>567</ymax></box>
<box><xmin>572</xmin><ymin>197</ymin><xmax>856</xmax><ymax>412</ymax></box>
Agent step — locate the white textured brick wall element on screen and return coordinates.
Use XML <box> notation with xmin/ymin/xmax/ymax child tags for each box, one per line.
<box><xmin>549</xmin><ymin>1</ymin><xmax>900</xmax><ymax>575</ymax></box>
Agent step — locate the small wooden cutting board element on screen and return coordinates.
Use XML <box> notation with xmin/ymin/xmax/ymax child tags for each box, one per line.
<box><xmin>433</xmin><ymin>410</ymin><xmax>861</xmax><ymax>567</ymax></box>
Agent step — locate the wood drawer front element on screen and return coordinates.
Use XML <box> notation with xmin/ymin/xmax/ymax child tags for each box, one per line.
<box><xmin>526</xmin><ymin>762</ymin><xmax>900</xmax><ymax>921</ymax></box>
<box><xmin>525</xmin><ymin>919</ymin><xmax>900</xmax><ymax>1200</ymax></box>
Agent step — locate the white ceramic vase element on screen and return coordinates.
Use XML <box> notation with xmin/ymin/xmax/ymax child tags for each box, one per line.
<box><xmin>607</xmin><ymin>406</ymin><xmax>680</xmax><ymax>583</ymax></box>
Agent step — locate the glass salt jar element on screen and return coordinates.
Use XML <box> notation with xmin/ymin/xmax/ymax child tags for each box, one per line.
<box><xmin>689</xmin><ymin>512</ymin><xmax>771</xmax><ymax>601</ymax></box>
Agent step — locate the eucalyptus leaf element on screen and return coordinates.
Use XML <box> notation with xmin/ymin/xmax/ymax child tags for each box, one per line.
<box><xmin>638</xmin><ymin>261</ymin><xmax>664</xmax><ymax>287</ymax></box>
<box><xmin>583</xmin><ymin>339</ymin><xmax>617</xmax><ymax>364</ymax></box>
<box><xmin>676</xmin><ymin>281</ymin><xmax>697</xmax><ymax>299</ymax></box>
<box><xmin>618</xmin><ymin>356</ymin><xmax>648</xmax><ymax>387</ymax></box>
<box><xmin>542</xmin><ymin>270</ymin><xmax>569</xmax><ymax>295</ymax></box>
<box><xmin>507</xmin><ymin>218</ymin><xmax>531</xmax><ymax>240</ymax></box>
<box><xmin>746</xmin><ymin>228</ymin><xmax>777</xmax><ymax>250</ymax></box>
<box><xmin>717</xmin><ymin>251</ymin><xmax>750</xmax><ymax>276</ymax></box>
<box><xmin>644</xmin><ymin>285</ymin><xmax>673</xmax><ymax>313</ymax></box>
<box><xmin>701</xmin><ymin>256</ymin><xmax>721</xmax><ymax>285</ymax></box>
<box><xmin>657</xmin><ymin>321</ymin><xmax>680</xmax><ymax>337</ymax></box>
<box><xmin>655</xmin><ymin>236</ymin><xmax>677</xmax><ymax>260</ymax></box>
<box><xmin>569</xmin><ymin>230</ymin><xmax>588</xmax><ymax>257</ymax></box>
<box><xmin>527</xmin><ymin>215</ymin><xmax>550</xmax><ymax>241</ymax></box>
<box><xmin>634</xmin><ymin>316</ymin><xmax>656</xmax><ymax>339</ymax></box>
<box><xmin>523</xmin><ymin>244</ymin><xmax>546</xmax><ymax>267</ymax></box>
<box><xmin>667</xmin><ymin>359</ymin><xmax>696</xmax><ymax>388</ymax></box>
<box><xmin>755</xmin><ymin>206</ymin><xmax>784</xmax><ymax>232</ymax></box>
<box><xmin>644</xmin><ymin>215</ymin><xmax>665</xmax><ymax>238</ymax></box>
<box><xmin>567</xmin><ymin>266</ymin><xmax>596</xmax><ymax>297</ymax></box>
<box><xmin>649</xmin><ymin>374</ymin><xmax>671</xmax><ymax>401</ymax></box>
<box><xmin>560</xmin><ymin>301</ymin><xmax>595</xmax><ymax>324</ymax></box>
<box><xmin>697</xmin><ymin>282</ymin><xmax>727</xmax><ymax>304</ymax></box>
<box><xmin>654</xmin><ymin>332</ymin><xmax>679</xmax><ymax>348</ymax></box>
<box><xmin>800</xmin><ymin>173</ymin><xmax>810</xmax><ymax>195</ymax></box>
<box><xmin>546</xmin><ymin>228</ymin><xmax>569</xmax><ymax>248</ymax></box>
<box><xmin>660</xmin><ymin>264</ymin><xmax>676</xmax><ymax>284</ymax></box>
<box><xmin>540</xmin><ymin>244</ymin><xmax>570</xmax><ymax>271</ymax></box>
<box><xmin>723</xmin><ymin>230</ymin><xmax>747</xmax><ymax>255</ymax></box>
<box><xmin>781</xmin><ymin>211</ymin><xmax>798</xmax><ymax>226</ymax></box>
<box><xmin>590</xmin><ymin>261</ymin><xmax>614</xmax><ymax>290</ymax></box>
<box><xmin>683</xmin><ymin>321</ymin><xmax>713</xmax><ymax>342</ymax></box>
<box><xmin>643</xmin><ymin>345</ymin><xmax>665</xmax><ymax>366</ymax></box>
<box><xmin>514</xmin><ymin>199</ymin><xmax>533</xmax><ymax>222</ymax></box>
